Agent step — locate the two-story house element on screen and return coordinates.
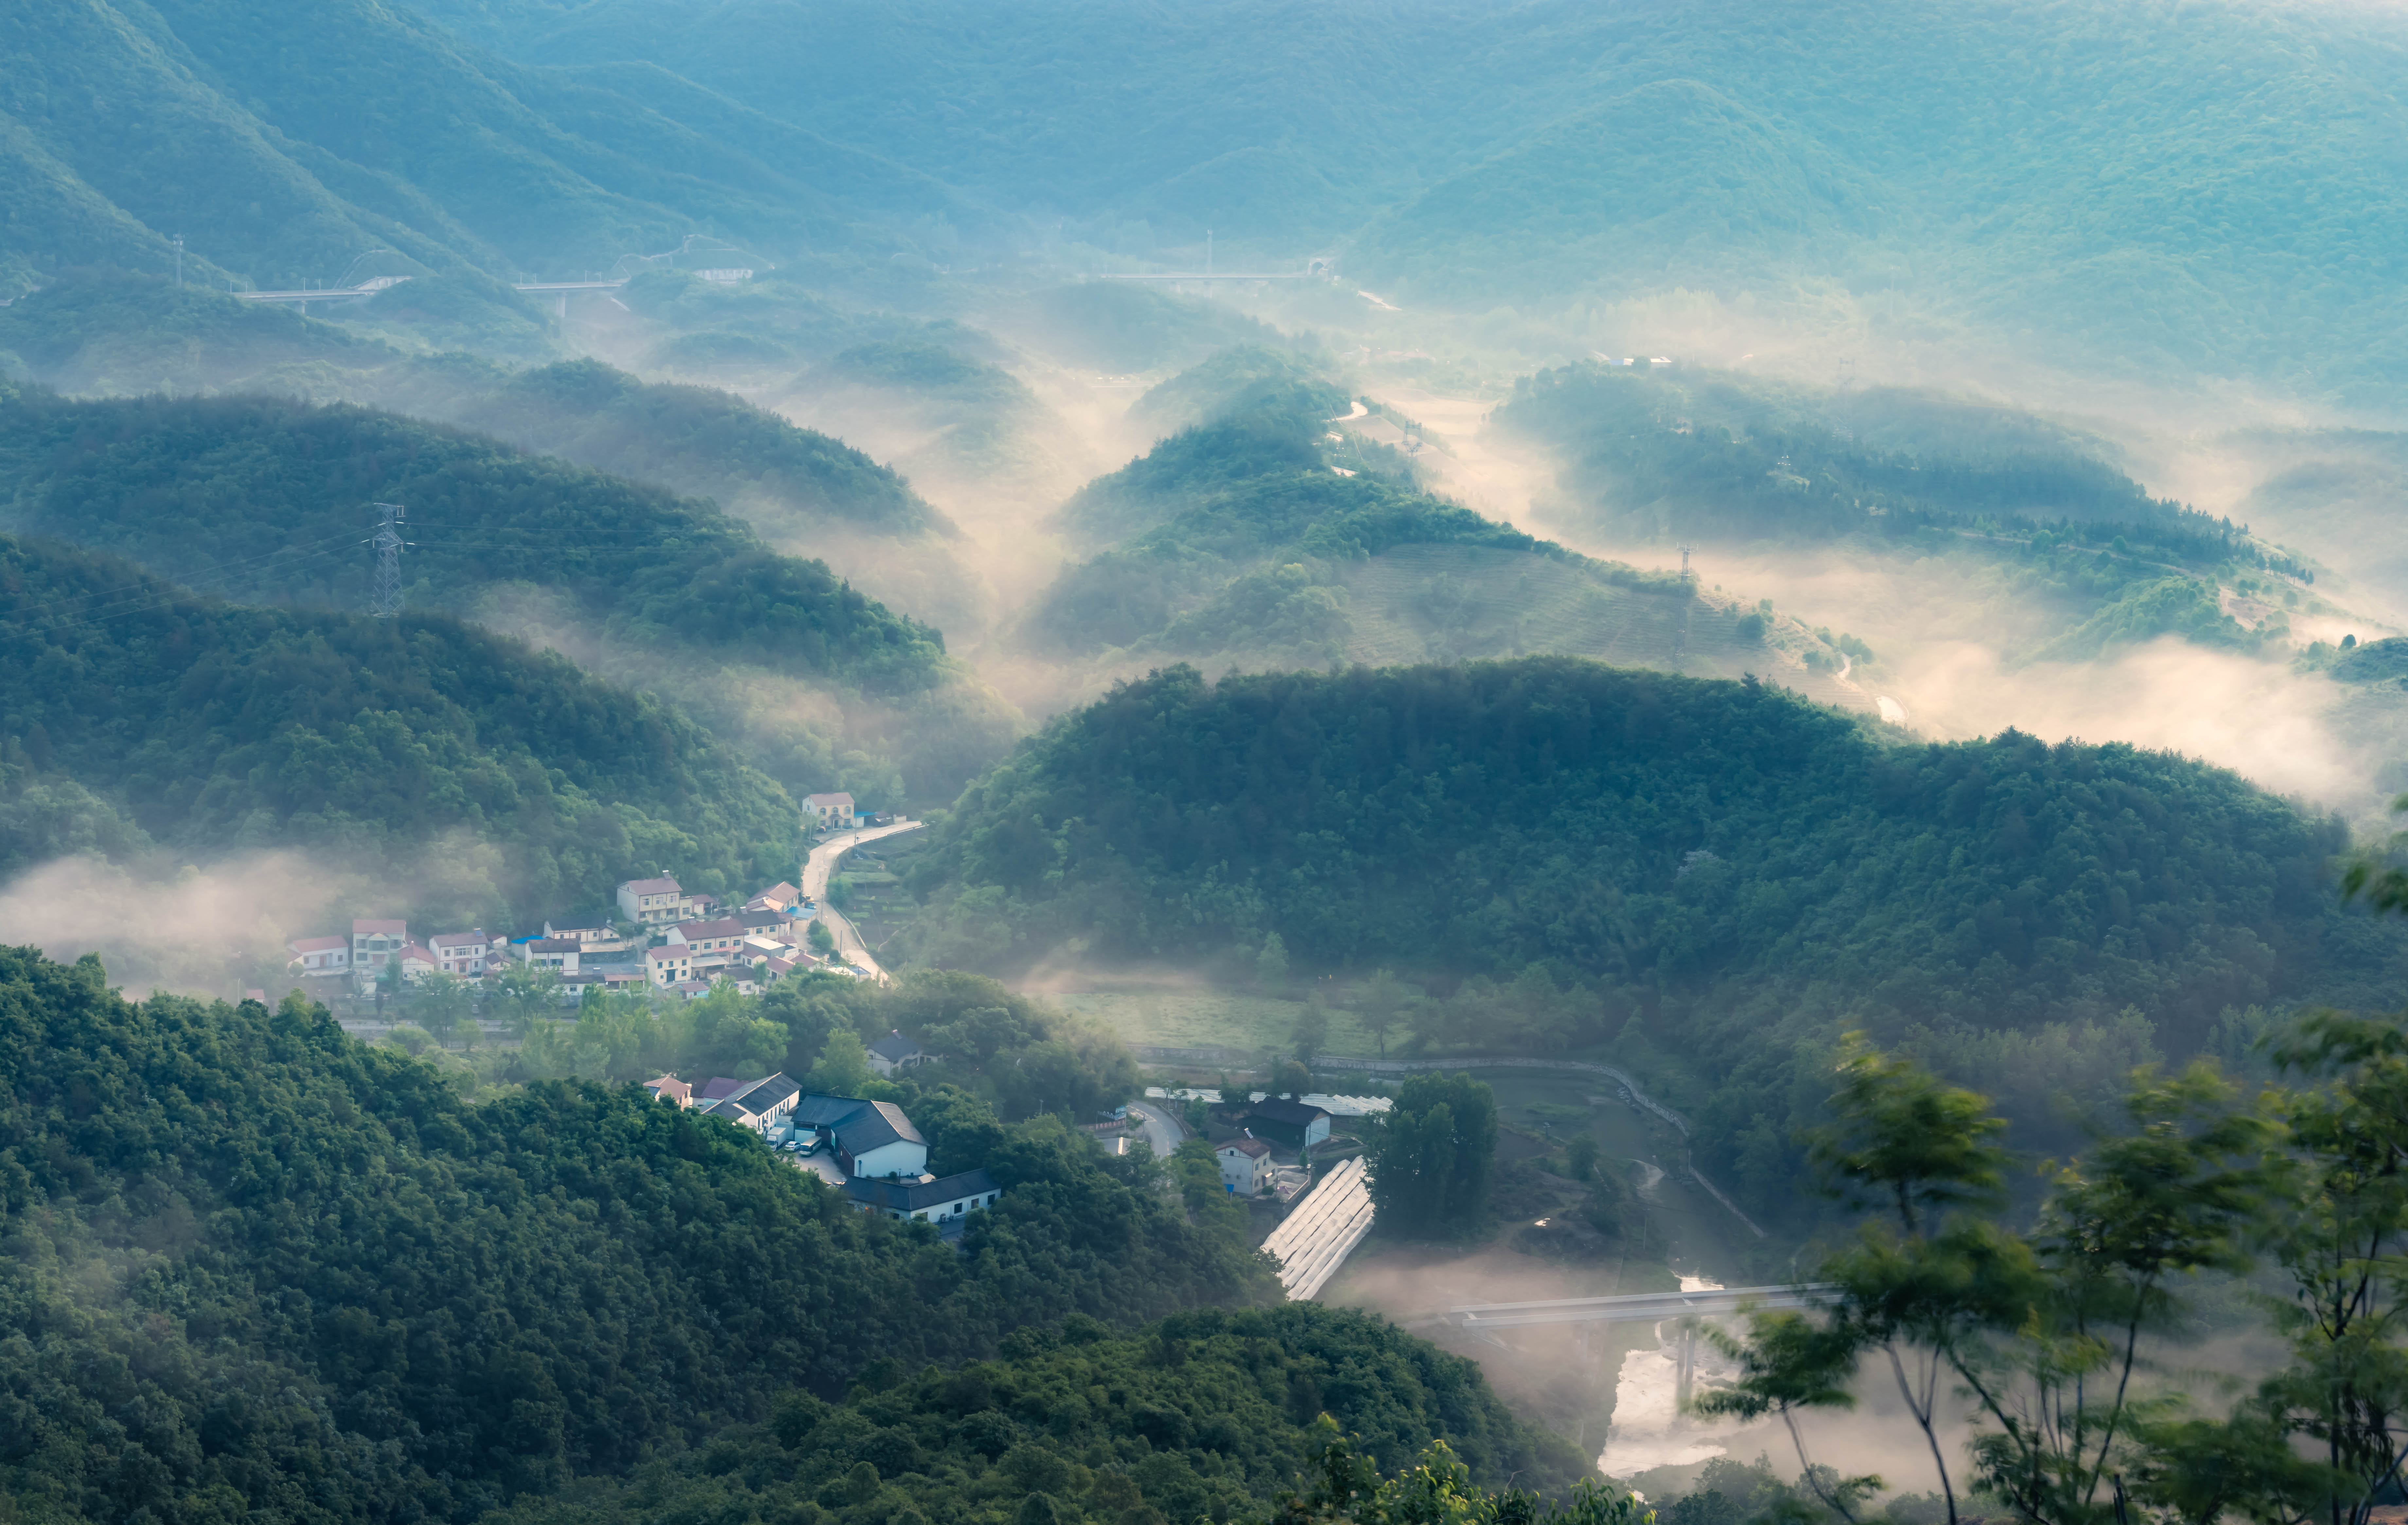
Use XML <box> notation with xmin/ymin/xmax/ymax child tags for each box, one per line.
<box><xmin>617</xmin><ymin>875</ymin><xmax>688</xmax><ymax>925</ymax></box>
<box><xmin>352</xmin><ymin>919</ymin><xmax>407</xmax><ymax>973</ymax></box>
<box><xmin>804</xmin><ymin>793</ymin><xmax>856</xmax><ymax>832</ymax></box>
<box><xmin>516</xmin><ymin>937</ymin><xmax>583</xmax><ymax>975</ymax></box>
<box><xmin>667</xmin><ymin>917</ymin><xmax>748</xmax><ymax>955</ymax></box>
<box><xmin>1216</xmin><ymin>1137</ymin><xmax>1276</xmax><ymax>1197</ymax></box>
<box><xmin>427</xmin><ymin>930</ymin><xmax>492</xmax><ymax>977</ymax></box>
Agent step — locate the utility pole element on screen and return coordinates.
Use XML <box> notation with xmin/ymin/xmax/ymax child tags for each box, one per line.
<box><xmin>172</xmin><ymin>234</ymin><xmax>184</xmax><ymax>288</ymax></box>
<box><xmin>368</xmin><ymin>502</ymin><xmax>407</xmax><ymax>618</ymax></box>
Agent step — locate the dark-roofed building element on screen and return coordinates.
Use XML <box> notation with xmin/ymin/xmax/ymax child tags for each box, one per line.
<box><xmin>1240</xmin><ymin>1096</ymin><xmax>1332</xmax><ymax>1149</ymax></box>
<box><xmin>693</xmin><ymin>1073</ymin><xmax>806</xmax><ymax>1138</ymax></box>
<box><xmin>846</xmin><ymin>1168</ymin><xmax>1000</xmax><ymax>1225</ymax></box>
<box><xmin>835</xmin><ymin>1100</ymin><xmax>928</xmax><ymax>1177</ymax></box>
<box><xmin>777</xmin><ymin>1092</ymin><xmax>931</xmax><ymax>1178</ymax></box>
<box><xmin>866</xmin><ymin>1030</ymin><xmax>924</xmax><ymax>1077</ymax></box>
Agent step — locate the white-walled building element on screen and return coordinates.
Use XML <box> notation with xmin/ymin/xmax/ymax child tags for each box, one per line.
<box><xmin>428</xmin><ymin>931</ymin><xmax>493</xmax><ymax>977</ymax></box>
<box><xmin>287</xmin><ymin>935</ymin><xmax>349</xmax><ymax>975</ymax></box>
<box><xmin>352</xmin><ymin>919</ymin><xmax>407</xmax><ymax>971</ymax></box>
<box><xmin>617</xmin><ymin>875</ymin><xmax>689</xmax><ymax>925</ymax></box>
<box><xmin>846</xmin><ymin>1168</ymin><xmax>1000</xmax><ymax>1225</ymax></box>
<box><xmin>804</xmin><ymin>793</ymin><xmax>857</xmax><ymax>831</ymax></box>
<box><xmin>1216</xmin><ymin>1137</ymin><xmax>1276</xmax><ymax>1197</ymax></box>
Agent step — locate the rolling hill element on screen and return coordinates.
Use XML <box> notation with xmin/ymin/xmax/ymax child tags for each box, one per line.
<box><xmin>1017</xmin><ymin>361</ymin><xmax>1871</xmax><ymax>705</ymax></box>
<box><xmin>901</xmin><ymin>657</ymin><xmax>2408</xmax><ymax>1216</ymax></box>
<box><xmin>0</xmin><ymin>534</ymin><xmax>800</xmax><ymax>924</ymax></box>
<box><xmin>0</xmin><ymin>379</ymin><xmax>949</xmax><ymax>695</ymax></box>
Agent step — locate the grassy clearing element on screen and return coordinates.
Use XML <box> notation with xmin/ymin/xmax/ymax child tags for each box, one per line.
<box><xmin>1043</xmin><ymin>987</ymin><xmax>1387</xmax><ymax>1059</ymax></box>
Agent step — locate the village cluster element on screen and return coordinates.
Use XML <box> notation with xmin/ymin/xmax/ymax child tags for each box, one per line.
<box><xmin>282</xmin><ymin>793</ymin><xmax>897</xmax><ymax>1001</ymax></box>
<box><xmin>283</xmin><ymin>870</ymin><xmax>854</xmax><ymax>1001</ymax></box>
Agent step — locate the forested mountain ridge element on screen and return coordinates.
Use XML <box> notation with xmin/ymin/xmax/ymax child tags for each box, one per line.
<box><xmin>902</xmin><ymin>659</ymin><xmax>2406</xmax><ymax>1212</ymax></box>
<box><xmin>0</xmin><ymin>948</ymin><xmax>1483</xmax><ymax>1525</ymax></box>
<box><xmin>0</xmin><ymin>534</ymin><xmax>799</xmax><ymax>922</ymax></box>
<box><xmin>0</xmin><ymin>380</ymin><xmax>950</xmax><ymax>695</ymax></box>
<box><xmin>1495</xmin><ymin>360</ymin><xmax>2320</xmax><ymax>663</ymax></box>
<box><xmin>1023</xmin><ymin>376</ymin><xmax>1676</xmax><ymax>665</ymax></box>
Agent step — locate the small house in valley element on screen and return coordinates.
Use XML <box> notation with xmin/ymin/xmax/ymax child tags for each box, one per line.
<box><xmin>287</xmin><ymin>935</ymin><xmax>349</xmax><ymax>975</ymax></box>
<box><xmin>617</xmin><ymin>875</ymin><xmax>693</xmax><ymax>925</ymax></box>
<box><xmin>804</xmin><ymin>793</ymin><xmax>857</xmax><ymax>831</ymax></box>
<box><xmin>643</xmin><ymin>1075</ymin><xmax>693</xmax><ymax>1107</ymax></box>
<box><xmin>427</xmin><ymin>931</ymin><xmax>493</xmax><ymax>977</ymax></box>
<box><xmin>1216</xmin><ymin>1137</ymin><xmax>1275</xmax><ymax>1197</ymax></box>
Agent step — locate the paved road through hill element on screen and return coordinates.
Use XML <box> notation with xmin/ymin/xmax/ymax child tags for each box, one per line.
<box><xmin>801</xmin><ymin>820</ymin><xmax>925</xmax><ymax>982</ymax></box>
<box><xmin>1124</xmin><ymin>1099</ymin><xmax>1185</xmax><ymax>1159</ymax></box>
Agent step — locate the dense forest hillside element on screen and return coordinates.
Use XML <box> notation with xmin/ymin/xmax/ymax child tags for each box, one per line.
<box><xmin>903</xmin><ymin>659</ymin><xmax>2408</xmax><ymax>1210</ymax></box>
<box><xmin>493</xmin><ymin>1305</ymin><xmax>1579</xmax><ymax>1525</ymax></box>
<box><xmin>1024</xmin><ymin>377</ymin><xmax>1684</xmax><ymax>669</ymax></box>
<box><xmin>0</xmin><ymin>535</ymin><xmax>800</xmax><ymax>922</ymax></box>
<box><xmin>0</xmin><ymin>949</ymin><xmax>1574</xmax><ymax>1525</ymax></box>
<box><xmin>1495</xmin><ymin>361</ymin><xmax>2321</xmax><ymax>662</ymax></box>
<box><xmin>0</xmin><ymin>381</ymin><xmax>948</xmax><ymax>695</ymax></box>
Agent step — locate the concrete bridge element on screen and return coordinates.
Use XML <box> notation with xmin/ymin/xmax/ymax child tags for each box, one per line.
<box><xmin>1414</xmin><ymin>1283</ymin><xmax>1830</xmax><ymax>1332</ymax></box>
<box><xmin>1414</xmin><ymin>1283</ymin><xmax>1831</xmax><ymax>1406</ymax></box>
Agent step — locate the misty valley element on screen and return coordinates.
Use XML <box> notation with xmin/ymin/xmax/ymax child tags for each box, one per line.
<box><xmin>7</xmin><ymin>1</ymin><xmax>2408</xmax><ymax>1521</ymax></box>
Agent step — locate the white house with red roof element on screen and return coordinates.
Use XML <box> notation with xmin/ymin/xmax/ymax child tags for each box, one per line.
<box><xmin>427</xmin><ymin>931</ymin><xmax>493</xmax><ymax>977</ymax></box>
<box><xmin>393</xmin><ymin>942</ymin><xmax>438</xmax><ymax>985</ymax></box>
<box><xmin>287</xmin><ymin>935</ymin><xmax>349</xmax><ymax>975</ymax></box>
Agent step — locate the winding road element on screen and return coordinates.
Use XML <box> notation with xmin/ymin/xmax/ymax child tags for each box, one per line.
<box><xmin>800</xmin><ymin>820</ymin><xmax>925</xmax><ymax>982</ymax></box>
<box><xmin>1124</xmin><ymin>1099</ymin><xmax>1186</xmax><ymax>1158</ymax></box>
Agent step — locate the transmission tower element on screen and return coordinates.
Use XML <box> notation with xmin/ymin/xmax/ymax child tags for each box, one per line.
<box><xmin>1672</xmin><ymin>543</ymin><xmax>1695</xmax><ymax>659</ymax></box>
<box><xmin>368</xmin><ymin>502</ymin><xmax>407</xmax><ymax>618</ymax></box>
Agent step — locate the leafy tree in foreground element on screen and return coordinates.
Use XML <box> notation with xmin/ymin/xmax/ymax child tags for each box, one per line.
<box><xmin>1697</xmin><ymin>1039</ymin><xmax>2329</xmax><ymax>1525</ymax></box>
